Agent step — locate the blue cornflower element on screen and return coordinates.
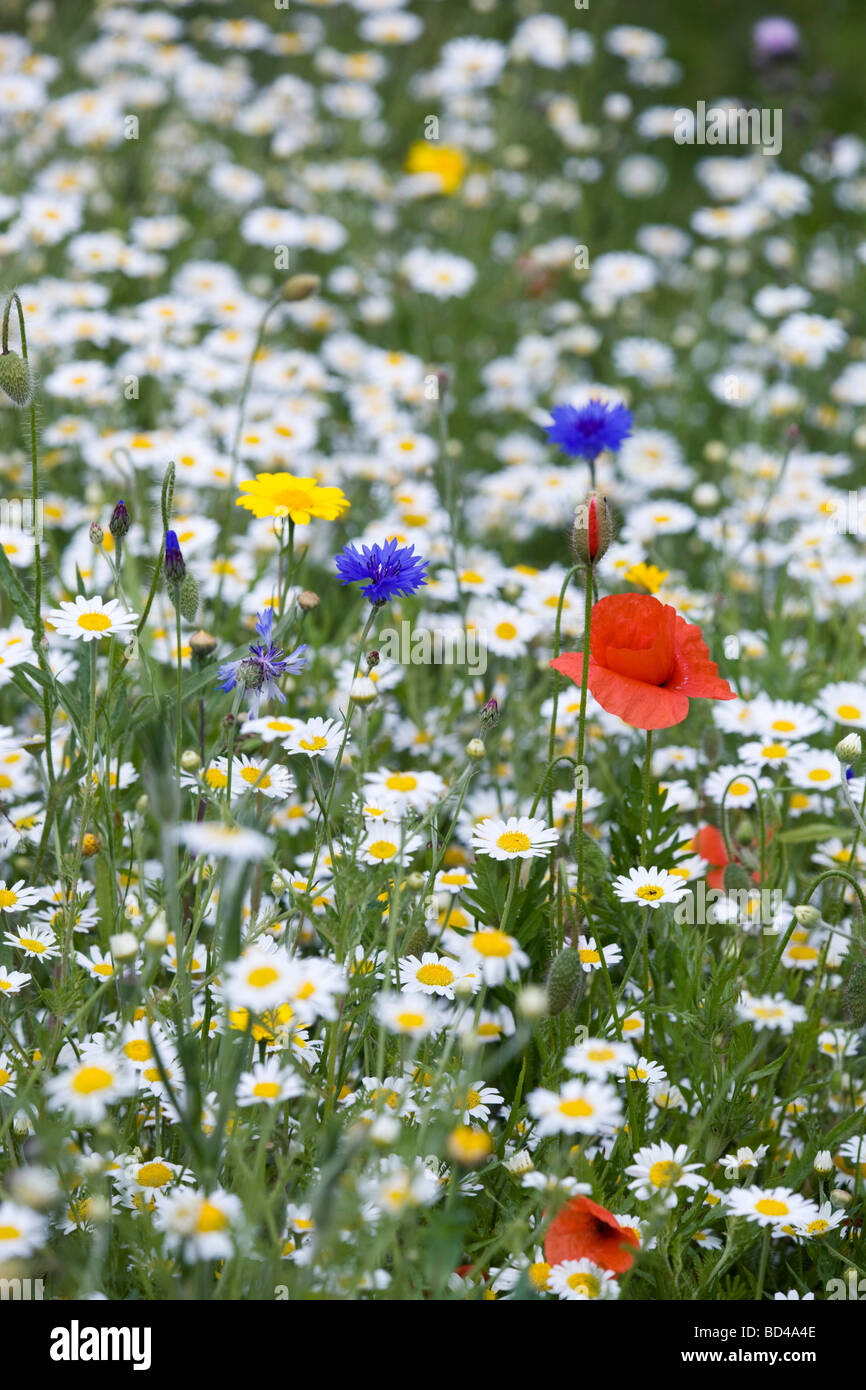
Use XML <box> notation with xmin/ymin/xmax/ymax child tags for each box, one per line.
<box><xmin>217</xmin><ymin>608</ymin><xmax>308</xmax><ymax>717</ymax></box>
<box><xmin>545</xmin><ymin>399</ymin><xmax>633</xmax><ymax>462</ymax></box>
<box><xmin>335</xmin><ymin>538</ymin><xmax>429</xmax><ymax>605</ymax></box>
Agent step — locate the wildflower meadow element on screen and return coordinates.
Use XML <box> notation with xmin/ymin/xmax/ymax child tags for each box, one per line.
<box><xmin>1</xmin><ymin>0</ymin><xmax>866</xmax><ymax>1334</ymax></box>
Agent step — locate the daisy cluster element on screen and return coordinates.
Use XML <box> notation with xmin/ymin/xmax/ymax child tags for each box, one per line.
<box><xmin>0</xmin><ymin>4</ymin><xmax>863</xmax><ymax>1303</ymax></box>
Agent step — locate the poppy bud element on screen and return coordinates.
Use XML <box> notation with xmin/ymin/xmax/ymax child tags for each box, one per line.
<box><xmin>846</xmin><ymin>962</ymin><xmax>866</xmax><ymax>1028</ymax></box>
<box><xmin>403</xmin><ymin>925</ymin><xmax>430</xmax><ymax>959</ymax></box>
<box><xmin>179</xmin><ymin>574</ymin><xmax>199</xmax><ymax>622</ymax></box>
<box><xmin>0</xmin><ymin>349</ymin><xmax>32</xmax><ymax>407</ymax></box>
<box><xmin>545</xmin><ymin>947</ymin><xmax>584</xmax><ymax>1015</ymax></box>
<box><xmin>571</xmin><ymin>493</ymin><xmax>613</xmax><ymax>568</ymax></box>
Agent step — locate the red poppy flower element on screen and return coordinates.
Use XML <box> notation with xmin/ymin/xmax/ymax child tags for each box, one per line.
<box><xmin>545</xmin><ymin>1195</ymin><xmax>639</xmax><ymax>1274</ymax></box>
<box><xmin>551</xmin><ymin>593</ymin><xmax>736</xmax><ymax>730</ymax></box>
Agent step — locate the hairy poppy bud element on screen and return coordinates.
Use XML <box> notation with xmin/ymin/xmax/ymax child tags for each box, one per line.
<box><xmin>179</xmin><ymin>573</ymin><xmax>199</xmax><ymax>622</ymax></box>
<box><xmin>545</xmin><ymin>947</ymin><xmax>584</xmax><ymax>1015</ymax></box>
<box><xmin>846</xmin><ymin>962</ymin><xmax>866</xmax><ymax>1028</ymax></box>
<box><xmin>0</xmin><ymin>349</ymin><xmax>32</xmax><ymax>407</ymax></box>
<box><xmin>571</xmin><ymin>493</ymin><xmax>613</xmax><ymax>568</ymax></box>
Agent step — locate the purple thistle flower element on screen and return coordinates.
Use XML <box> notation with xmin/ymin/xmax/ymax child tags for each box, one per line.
<box><xmin>217</xmin><ymin>608</ymin><xmax>308</xmax><ymax>718</ymax></box>
<box><xmin>545</xmin><ymin>399</ymin><xmax>633</xmax><ymax>463</ymax></box>
<box><xmin>335</xmin><ymin>537</ymin><xmax>429</xmax><ymax>605</ymax></box>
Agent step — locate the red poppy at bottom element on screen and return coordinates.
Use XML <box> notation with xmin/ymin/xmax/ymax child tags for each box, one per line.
<box><xmin>545</xmin><ymin>1195</ymin><xmax>639</xmax><ymax>1274</ymax></box>
<box><xmin>551</xmin><ymin>593</ymin><xmax>736</xmax><ymax>730</ymax></box>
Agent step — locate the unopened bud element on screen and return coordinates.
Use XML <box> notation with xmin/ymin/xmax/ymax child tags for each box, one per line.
<box><xmin>283</xmin><ymin>273</ymin><xmax>321</xmax><ymax>301</ymax></box>
<box><xmin>517</xmin><ymin>984</ymin><xmax>549</xmax><ymax>1021</ymax></box>
<box><xmin>0</xmin><ymin>349</ymin><xmax>32</xmax><ymax>407</ymax></box>
<box><xmin>144</xmin><ymin>916</ymin><xmax>168</xmax><ymax>949</ymax></box>
<box><xmin>365</xmin><ymin>649</ymin><xmax>380</xmax><ymax>670</ymax></box>
<box><xmin>89</xmin><ymin>522</ymin><xmax>104</xmax><ymax>547</ymax></box>
<box><xmin>835</xmin><ymin>732</ymin><xmax>862</xmax><ymax>765</ymax></box>
<box><xmin>349</xmin><ymin>676</ymin><xmax>377</xmax><ymax>705</ymax></box>
<box><xmin>81</xmin><ymin>833</ymin><xmax>100</xmax><ymax>858</ymax></box>
<box><xmin>845</xmin><ymin>961</ymin><xmax>866</xmax><ymax>1028</ymax></box>
<box><xmin>545</xmin><ymin>947</ymin><xmax>583</xmax><ymax>1015</ymax></box>
<box><xmin>793</xmin><ymin>903</ymin><xmax>821</xmax><ymax>928</ymax></box>
<box><xmin>109</xmin><ymin>931</ymin><xmax>138</xmax><ymax>961</ymax></box>
<box><xmin>179</xmin><ymin>573</ymin><xmax>199</xmax><ymax>622</ymax></box>
<box><xmin>180</xmin><ymin>749</ymin><xmax>200</xmax><ymax>772</ymax></box>
<box><xmin>814</xmin><ymin>1149</ymin><xmax>833</xmax><ymax>1174</ymax></box>
<box><xmin>571</xmin><ymin>492</ymin><xmax>614</xmax><ymax>567</ymax></box>
<box><xmin>190</xmin><ymin>629</ymin><xmax>218</xmax><ymax>660</ymax></box>
<box><xmin>297</xmin><ymin>590</ymin><xmax>320</xmax><ymax>612</ymax></box>
<box><xmin>109</xmin><ymin>499</ymin><xmax>130</xmax><ymax>540</ymax></box>
<box><xmin>465</xmin><ymin>737</ymin><xmax>485</xmax><ymax>761</ymax></box>
<box><xmin>479</xmin><ymin>697</ymin><xmax>499</xmax><ymax>730</ymax></box>
<box><xmin>163</xmin><ymin>529</ymin><xmax>186</xmax><ymax>587</ymax></box>
<box><xmin>830</xmin><ymin>1188</ymin><xmax>852</xmax><ymax>1207</ymax></box>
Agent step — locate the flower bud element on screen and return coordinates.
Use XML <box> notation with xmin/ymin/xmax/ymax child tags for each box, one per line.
<box><xmin>814</xmin><ymin>1149</ymin><xmax>833</xmax><ymax>1174</ymax></box>
<box><xmin>190</xmin><ymin>629</ymin><xmax>218</xmax><ymax>660</ymax></box>
<box><xmin>109</xmin><ymin>931</ymin><xmax>138</xmax><ymax>961</ymax></box>
<box><xmin>297</xmin><ymin>590</ymin><xmax>320</xmax><ymax>612</ymax></box>
<box><xmin>0</xmin><ymin>349</ymin><xmax>32</xmax><ymax>407</ymax></box>
<box><xmin>144</xmin><ymin>915</ymin><xmax>168</xmax><ymax>949</ymax></box>
<box><xmin>465</xmin><ymin>737</ymin><xmax>485</xmax><ymax>761</ymax></box>
<box><xmin>793</xmin><ymin>903</ymin><xmax>821</xmax><ymax>928</ymax></box>
<box><xmin>89</xmin><ymin>521</ymin><xmax>104</xmax><ymax>547</ymax></box>
<box><xmin>835</xmin><ymin>732</ymin><xmax>862</xmax><ymax>765</ymax></box>
<box><xmin>479</xmin><ymin>697</ymin><xmax>499</xmax><ymax>730</ymax></box>
<box><xmin>179</xmin><ymin>573</ymin><xmax>199</xmax><ymax>622</ymax></box>
<box><xmin>283</xmin><ymin>273</ymin><xmax>321</xmax><ymax>301</ymax></box>
<box><xmin>545</xmin><ymin>947</ymin><xmax>583</xmax><ymax>1015</ymax></box>
<box><xmin>402</xmin><ymin>923</ymin><xmax>429</xmax><ymax>957</ymax></box>
<box><xmin>830</xmin><ymin>1188</ymin><xmax>852</xmax><ymax>1208</ymax></box>
<box><xmin>82</xmin><ymin>833</ymin><xmax>100</xmax><ymax>858</ymax></box>
<box><xmin>109</xmin><ymin>499</ymin><xmax>130</xmax><ymax>540</ymax></box>
<box><xmin>180</xmin><ymin>749</ymin><xmax>200</xmax><ymax>772</ymax></box>
<box><xmin>845</xmin><ymin>961</ymin><xmax>866</xmax><ymax>1028</ymax></box>
<box><xmin>503</xmin><ymin>1150</ymin><xmax>534</xmax><ymax>1176</ymax></box>
<box><xmin>517</xmin><ymin>984</ymin><xmax>549</xmax><ymax>1021</ymax></box>
<box><xmin>349</xmin><ymin>676</ymin><xmax>377</xmax><ymax>705</ymax></box>
<box><xmin>571</xmin><ymin>492</ymin><xmax>613</xmax><ymax>568</ymax></box>
<box><xmin>163</xmin><ymin>529</ymin><xmax>185</xmax><ymax>587</ymax></box>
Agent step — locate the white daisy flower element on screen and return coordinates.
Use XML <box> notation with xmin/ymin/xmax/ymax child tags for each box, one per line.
<box><xmin>46</xmin><ymin>594</ymin><xmax>138</xmax><ymax>643</ymax></box>
<box><xmin>612</xmin><ymin>866</ymin><xmax>689</xmax><ymax>909</ymax></box>
<box><xmin>625</xmin><ymin>1141</ymin><xmax>706</xmax><ymax>1206</ymax></box>
<box><xmin>471</xmin><ymin>815</ymin><xmax>560</xmax><ymax>860</ymax></box>
<box><xmin>549</xmin><ymin>1258</ymin><xmax>620</xmax><ymax>1301</ymax></box>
